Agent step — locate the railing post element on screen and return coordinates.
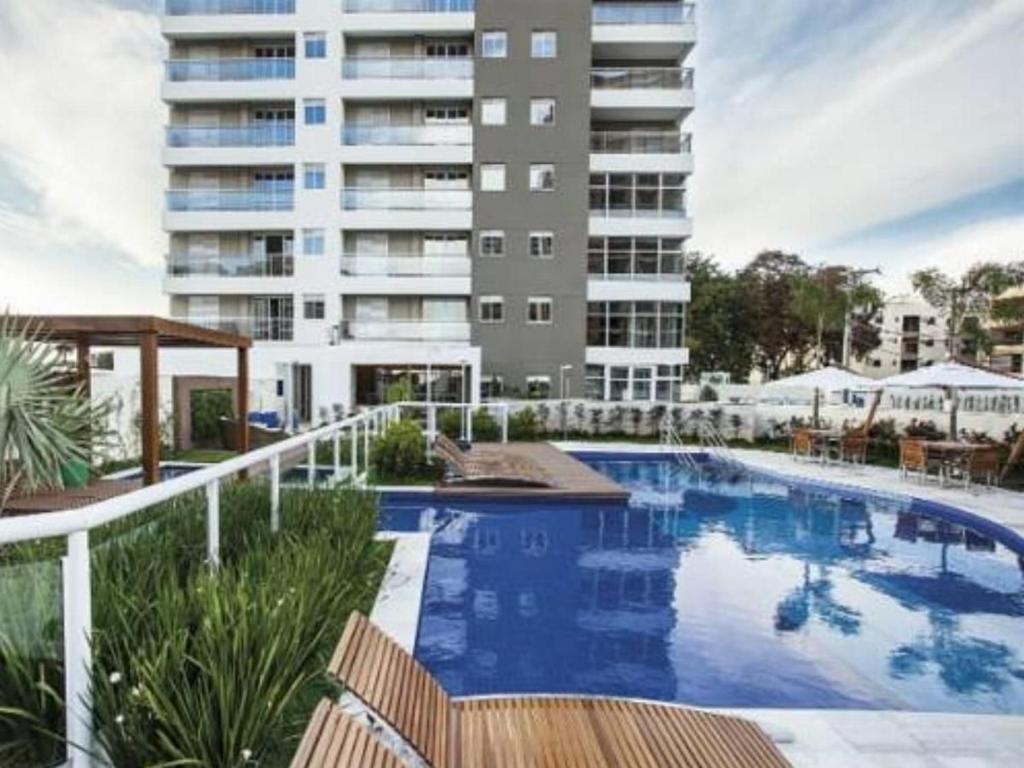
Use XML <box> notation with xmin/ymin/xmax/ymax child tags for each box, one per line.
<box><xmin>350</xmin><ymin>423</ymin><xmax>358</xmax><ymax>482</ymax></box>
<box><xmin>363</xmin><ymin>416</ymin><xmax>370</xmax><ymax>480</ymax></box>
<box><xmin>206</xmin><ymin>480</ymin><xmax>220</xmax><ymax>569</ymax></box>
<box><xmin>501</xmin><ymin>404</ymin><xmax>509</xmax><ymax>443</ymax></box>
<box><xmin>269</xmin><ymin>454</ymin><xmax>280</xmax><ymax>532</ymax></box>
<box><xmin>427</xmin><ymin>404</ymin><xmax>437</xmax><ymax>446</ymax></box>
<box><xmin>467</xmin><ymin>405</ymin><xmax>474</xmax><ymax>443</ymax></box>
<box><xmin>63</xmin><ymin>530</ymin><xmax>92</xmax><ymax>768</ymax></box>
<box><xmin>307</xmin><ymin>441</ymin><xmax>316</xmax><ymax>487</ymax></box>
<box><xmin>333</xmin><ymin>429</ymin><xmax>342</xmax><ymax>482</ymax></box>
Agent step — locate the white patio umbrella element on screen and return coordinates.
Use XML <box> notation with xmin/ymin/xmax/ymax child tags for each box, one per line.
<box><xmin>762</xmin><ymin>366</ymin><xmax>879</xmax><ymax>427</ymax></box>
<box><xmin>880</xmin><ymin>361</ymin><xmax>1024</xmax><ymax>438</ymax></box>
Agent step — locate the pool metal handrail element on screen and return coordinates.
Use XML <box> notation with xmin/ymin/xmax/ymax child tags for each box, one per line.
<box><xmin>0</xmin><ymin>403</ymin><xmax>407</xmax><ymax>766</ymax></box>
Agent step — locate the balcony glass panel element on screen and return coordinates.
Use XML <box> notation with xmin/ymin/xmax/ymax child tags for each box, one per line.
<box><xmin>342</xmin><ymin>124</ymin><xmax>471</xmax><ymax>146</ymax></box>
<box><xmin>167</xmin><ymin>253</ymin><xmax>294</xmax><ymax>277</ymax></box>
<box><xmin>165</xmin><ymin>0</ymin><xmax>295</xmax><ymax>14</ymax></box>
<box><xmin>167</xmin><ymin>186</ymin><xmax>294</xmax><ymax>211</ymax></box>
<box><xmin>166</xmin><ymin>58</ymin><xmax>295</xmax><ymax>82</ymax></box>
<box><xmin>342</xmin><ymin>188</ymin><xmax>472</xmax><ymax>210</ymax></box>
<box><xmin>166</xmin><ymin>123</ymin><xmax>295</xmax><ymax>147</ymax></box>
<box><xmin>343</xmin><ymin>0</ymin><xmax>474</xmax><ymax>11</ymax></box>
<box><xmin>589</xmin><ymin>131</ymin><xmax>688</xmax><ymax>154</ymax></box>
<box><xmin>339</xmin><ymin>320</ymin><xmax>470</xmax><ymax>342</ymax></box>
<box><xmin>187</xmin><ymin>316</ymin><xmax>294</xmax><ymax>341</ymax></box>
<box><xmin>339</xmin><ymin>254</ymin><xmax>470</xmax><ymax>276</ymax></box>
<box><xmin>342</xmin><ymin>57</ymin><xmax>473</xmax><ymax>79</ymax></box>
<box><xmin>591</xmin><ymin>67</ymin><xmax>692</xmax><ymax>89</ymax></box>
<box><xmin>592</xmin><ymin>2</ymin><xmax>694</xmax><ymax>24</ymax></box>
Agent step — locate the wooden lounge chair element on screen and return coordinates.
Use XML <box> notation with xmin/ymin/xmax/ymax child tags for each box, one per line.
<box><xmin>840</xmin><ymin>433</ymin><xmax>868</xmax><ymax>465</ymax></box>
<box><xmin>790</xmin><ymin>428</ymin><xmax>824</xmax><ymax>462</ymax></box>
<box><xmin>312</xmin><ymin>612</ymin><xmax>790</xmax><ymax>768</ymax></box>
<box><xmin>433</xmin><ymin>434</ymin><xmax>555</xmax><ymax>488</ymax></box>
<box><xmin>291</xmin><ymin>699</ymin><xmax>403</xmax><ymax>768</ymax></box>
<box><xmin>898</xmin><ymin>438</ymin><xmax>939</xmax><ymax>483</ymax></box>
<box><xmin>946</xmin><ymin>445</ymin><xmax>1001</xmax><ymax>488</ymax></box>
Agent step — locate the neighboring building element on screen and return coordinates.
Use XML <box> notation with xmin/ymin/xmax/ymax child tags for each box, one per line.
<box><xmin>987</xmin><ymin>287</ymin><xmax>1024</xmax><ymax>377</ymax></box>
<box><xmin>158</xmin><ymin>0</ymin><xmax>694</xmax><ymax>421</ymax></box>
<box><xmin>851</xmin><ymin>294</ymin><xmax>946</xmax><ymax>379</ymax></box>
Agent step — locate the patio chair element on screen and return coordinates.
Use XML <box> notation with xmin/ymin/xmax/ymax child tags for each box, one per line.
<box><xmin>790</xmin><ymin>428</ymin><xmax>817</xmax><ymax>461</ymax></box>
<box><xmin>291</xmin><ymin>698</ymin><xmax>403</xmax><ymax>768</ymax></box>
<box><xmin>840</xmin><ymin>433</ymin><xmax>868</xmax><ymax>465</ymax></box>
<box><xmin>898</xmin><ymin>438</ymin><xmax>939</xmax><ymax>483</ymax></box>
<box><xmin>433</xmin><ymin>434</ymin><xmax>555</xmax><ymax>488</ymax></box>
<box><xmin>945</xmin><ymin>445</ymin><xmax>1001</xmax><ymax>489</ymax></box>
<box><xmin>314</xmin><ymin>612</ymin><xmax>790</xmax><ymax>768</ymax></box>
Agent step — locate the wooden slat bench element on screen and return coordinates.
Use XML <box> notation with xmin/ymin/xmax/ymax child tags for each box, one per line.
<box><xmin>315</xmin><ymin>612</ymin><xmax>791</xmax><ymax>768</ymax></box>
<box><xmin>291</xmin><ymin>699</ymin><xmax>404</xmax><ymax>768</ymax></box>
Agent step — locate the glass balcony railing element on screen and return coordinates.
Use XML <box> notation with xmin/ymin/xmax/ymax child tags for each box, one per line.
<box><xmin>342</xmin><ymin>188</ymin><xmax>472</xmax><ymax>210</ymax></box>
<box><xmin>165</xmin><ymin>0</ymin><xmax>294</xmax><ymax>14</ymax></box>
<box><xmin>343</xmin><ymin>0</ymin><xmax>474</xmax><ymax>11</ymax></box>
<box><xmin>339</xmin><ymin>319</ymin><xmax>470</xmax><ymax>342</ymax></box>
<box><xmin>342</xmin><ymin>57</ymin><xmax>473</xmax><ymax>80</ymax></box>
<box><xmin>590</xmin><ymin>131</ymin><xmax>689</xmax><ymax>154</ymax></box>
<box><xmin>166</xmin><ymin>123</ymin><xmax>295</xmax><ymax>148</ymax></box>
<box><xmin>591</xmin><ymin>67</ymin><xmax>693</xmax><ymax>90</ymax></box>
<box><xmin>166</xmin><ymin>252</ymin><xmax>294</xmax><ymax>277</ymax></box>
<box><xmin>340</xmin><ymin>254</ymin><xmax>471</xmax><ymax>277</ymax></box>
<box><xmin>167</xmin><ymin>186</ymin><xmax>294</xmax><ymax>211</ymax></box>
<box><xmin>342</xmin><ymin>124</ymin><xmax>472</xmax><ymax>146</ymax></box>
<box><xmin>166</xmin><ymin>58</ymin><xmax>295</xmax><ymax>82</ymax></box>
<box><xmin>187</xmin><ymin>316</ymin><xmax>294</xmax><ymax>341</ymax></box>
<box><xmin>592</xmin><ymin>2</ymin><xmax>695</xmax><ymax>25</ymax></box>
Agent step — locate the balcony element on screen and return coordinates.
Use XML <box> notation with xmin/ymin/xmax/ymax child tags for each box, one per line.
<box><xmin>340</xmin><ymin>254</ymin><xmax>470</xmax><ymax>277</ymax></box>
<box><xmin>167</xmin><ymin>252</ymin><xmax>294</xmax><ymax>277</ymax></box>
<box><xmin>343</xmin><ymin>0</ymin><xmax>474</xmax><ymax>11</ymax></box>
<box><xmin>342</xmin><ymin>187</ymin><xmax>471</xmax><ymax>210</ymax></box>
<box><xmin>188</xmin><ymin>315</ymin><xmax>294</xmax><ymax>341</ymax></box>
<box><xmin>591</xmin><ymin>67</ymin><xmax>694</xmax><ymax>119</ymax></box>
<box><xmin>166</xmin><ymin>123</ymin><xmax>294</xmax><ymax>147</ymax></box>
<box><xmin>167</xmin><ymin>187</ymin><xmax>294</xmax><ymax>212</ymax></box>
<box><xmin>589</xmin><ymin>130</ymin><xmax>692</xmax><ymax>173</ymax></box>
<box><xmin>342</xmin><ymin>57</ymin><xmax>472</xmax><ymax>79</ymax></box>
<box><xmin>166</xmin><ymin>58</ymin><xmax>294</xmax><ymax>82</ymax></box>
<box><xmin>592</xmin><ymin>2</ymin><xmax>694</xmax><ymax>24</ymax></box>
<box><xmin>343</xmin><ymin>124</ymin><xmax>471</xmax><ymax>146</ymax></box>
<box><xmin>165</xmin><ymin>0</ymin><xmax>294</xmax><ymax>14</ymax></box>
<box><xmin>339</xmin><ymin>319</ymin><xmax>470</xmax><ymax>342</ymax></box>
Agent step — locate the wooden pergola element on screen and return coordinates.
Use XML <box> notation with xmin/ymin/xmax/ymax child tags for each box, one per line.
<box><xmin>8</xmin><ymin>316</ymin><xmax>251</xmax><ymax>486</ymax></box>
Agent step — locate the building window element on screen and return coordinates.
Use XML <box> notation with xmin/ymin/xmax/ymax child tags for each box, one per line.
<box><xmin>527</xmin><ymin>297</ymin><xmax>552</xmax><ymax>324</ymax></box>
<box><xmin>529</xmin><ymin>163</ymin><xmax>555</xmax><ymax>192</ymax></box>
<box><xmin>479</xmin><ymin>296</ymin><xmax>504</xmax><ymax>323</ymax></box>
<box><xmin>479</xmin><ymin>230</ymin><xmax>505</xmax><ymax>257</ymax></box>
<box><xmin>425</xmin><ymin>104</ymin><xmax>469</xmax><ymax>123</ymax></box>
<box><xmin>531</xmin><ymin>31</ymin><xmax>557</xmax><ymax>58</ymax></box>
<box><xmin>481</xmin><ymin>375</ymin><xmax>504</xmax><ymax>399</ymax></box>
<box><xmin>481</xmin><ymin>30</ymin><xmax>507</xmax><ymax>58</ymax></box>
<box><xmin>303</xmin><ymin>294</ymin><xmax>326</xmax><ymax>320</ymax></box>
<box><xmin>480</xmin><ymin>163</ymin><xmax>506</xmax><ymax>192</ymax></box>
<box><xmin>303</xmin><ymin>163</ymin><xmax>326</xmax><ymax>189</ymax></box>
<box><xmin>304</xmin><ymin>32</ymin><xmax>326</xmax><ymax>59</ymax></box>
<box><xmin>302</xmin><ymin>228</ymin><xmax>324</xmax><ymax>255</ymax></box>
<box><xmin>529</xmin><ymin>232</ymin><xmax>554</xmax><ymax>259</ymax></box>
<box><xmin>480</xmin><ymin>98</ymin><xmax>507</xmax><ymax>126</ymax></box>
<box><xmin>585</xmin><ymin>365</ymin><xmax>606</xmax><ymax>400</ymax></box>
<box><xmin>303</xmin><ymin>98</ymin><xmax>326</xmax><ymax>125</ymax></box>
<box><xmin>526</xmin><ymin>375</ymin><xmax>551</xmax><ymax>399</ymax></box>
<box><xmin>529</xmin><ymin>98</ymin><xmax>556</xmax><ymax>126</ymax></box>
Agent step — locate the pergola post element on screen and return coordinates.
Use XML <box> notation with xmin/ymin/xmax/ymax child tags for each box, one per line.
<box><xmin>75</xmin><ymin>337</ymin><xmax>91</xmax><ymax>399</ymax></box>
<box><xmin>236</xmin><ymin>346</ymin><xmax>250</xmax><ymax>455</ymax></box>
<box><xmin>140</xmin><ymin>331</ymin><xmax>160</xmax><ymax>486</ymax></box>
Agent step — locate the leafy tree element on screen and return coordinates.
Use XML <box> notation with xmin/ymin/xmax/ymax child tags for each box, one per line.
<box><xmin>911</xmin><ymin>261</ymin><xmax>1024</xmax><ymax>358</ymax></box>
<box><xmin>686</xmin><ymin>254</ymin><xmax>756</xmax><ymax>381</ymax></box>
<box><xmin>792</xmin><ymin>265</ymin><xmax>883</xmax><ymax>366</ymax></box>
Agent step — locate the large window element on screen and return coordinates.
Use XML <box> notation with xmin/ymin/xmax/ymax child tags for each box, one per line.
<box><xmin>531</xmin><ymin>31</ymin><xmax>557</xmax><ymax>58</ymax></box>
<box><xmin>481</xmin><ymin>30</ymin><xmax>507</xmax><ymax>58</ymax></box>
<box><xmin>587</xmin><ymin>301</ymin><xmax>685</xmax><ymax>348</ymax></box>
<box><xmin>585</xmin><ymin>364</ymin><xmax>682</xmax><ymax>402</ymax></box>
<box><xmin>303</xmin><ymin>163</ymin><xmax>326</xmax><ymax>189</ymax></box>
<box><xmin>589</xmin><ymin>173</ymin><xmax>686</xmax><ymax>217</ymax></box>
<box><xmin>588</xmin><ymin>238</ymin><xmax>685</xmax><ymax>278</ymax></box>
<box><xmin>526</xmin><ymin>376</ymin><xmax>551</xmax><ymax>399</ymax></box>
<box><xmin>302</xmin><ymin>228</ymin><xmax>324</xmax><ymax>255</ymax></box>
<box><xmin>303</xmin><ymin>98</ymin><xmax>326</xmax><ymax>125</ymax></box>
<box><xmin>304</xmin><ymin>32</ymin><xmax>326</xmax><ymax>59</ymax></box>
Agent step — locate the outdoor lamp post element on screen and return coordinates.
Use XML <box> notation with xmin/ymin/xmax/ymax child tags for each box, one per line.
<box><xmin>560</xmin><ymin>364</ymin><xmax>573</xmax><ymax>439</ymax></box>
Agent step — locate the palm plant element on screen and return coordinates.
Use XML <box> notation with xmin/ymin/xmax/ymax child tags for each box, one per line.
<box><xmin>0</xmin><ymin>314</ymin><xmax>108</xmax><ymax>510</ymax></box>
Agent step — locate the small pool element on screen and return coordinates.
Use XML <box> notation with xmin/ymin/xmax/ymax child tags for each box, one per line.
<box><xmin>379</xmin><ymin>454</ymin><xmax>1024</xmax><ymax>713</ymax></box>
<box><xmin>106</xmin><ymin>462</ymin><xmax>204</xmax><ymax>482</ymax></box>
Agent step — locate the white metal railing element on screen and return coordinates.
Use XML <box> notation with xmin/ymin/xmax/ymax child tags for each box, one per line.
<box><xmin>591</xmin><ymin>66</ymin><xmax>693</xmax><ymax>90</ymax></box>
<box><xmin>166</xmin><ymin>187</ymin><xmax>294</xmax><ymax>212</ymax></box>
<box><xmin>589</xmin><ymin>130</ymin><xmax>690</xmax><ymax>154</ymax></box>
<box><xmin>660</xmin><ymin>414</ymin><xmax>699</xmax><ymax>472</ymax></box>
<box><xmin>341</xmin><ymin>187</ymin><xmax>472</xmax><ymax>211</ymax></box>
<box><xmin>342</xmin><ymin>123</ymin><xmax>472</xmax><ymax>146</ymax></box>
<box><xmin>339</xmin><ymin>254</ymin><xmax>471</xmax><ymax>277</ymax></box>
<box><xmin>187</xmin><ymin>314</ymin><xmax>295</xmax><ymax>341</ymax></box>
<box><xmin>166</xmin><ymin>57</ymin><xmax>295</xmax><ymax>81</ymax></box>
<box><xmin>592</xmin><ymin>2</ymin><xmax>695</xmax><ymax>24</ymax></box>
<box><xmin>338</xmin><ymin>319</ymin><xmax>470</xmax><ymax>341</ymax></box>
<box><xmin>0</xmin><ymin>403</ymin><xmax>403</xmax><ymax>766</ymax></box>
<box><xmin>166</xmin><ymin>123</ymin><xmax>295</xmax><ymax>147</ymax></box>
<box><xmin>342</xmin><ymin>56</ymin><xmax>473</xmax><ymax>79</ymax></box>
<box><xmin>166</xmin><ymin>0</ymin><xmax>295</xmax><ymax>14</ymax></box>
<box><xmin>166</xmin><ymin>252</ymin><xmax>294</xmax><ymax>277</ymax></box>
<box><xmin>343</xmin><ymin>0</ymin><xmax>475</xmax><ymax>11</ymax></box>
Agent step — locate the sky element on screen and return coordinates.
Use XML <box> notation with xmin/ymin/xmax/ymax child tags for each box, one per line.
<box><xmin>0</xmin><ymin>0</ymin><xmax>1021</xmax><ymax>314</ymax></box>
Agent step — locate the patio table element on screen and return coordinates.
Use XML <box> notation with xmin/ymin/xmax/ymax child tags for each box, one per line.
<box><xmin>922</xmin><ymin>441</ymin><xmax>989</xmax><ymax>485</ymax></box>
<box><xmin>806</xmin><ymin>429</ymin><xmax>842</xmax><ymax>463</ymax></box>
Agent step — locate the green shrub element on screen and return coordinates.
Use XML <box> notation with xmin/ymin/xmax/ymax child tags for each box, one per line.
<box><xmin>384</xmin><ymin>376</ymin><xmax>414</xmax><ymax>404</ymax></box>
<box><xmin>371</xmin><ymin>419</ymin><xmax>427</xmax><ymax>478</ymax></box>
<box><xmin>190</xmin><ymin>389</ymin><xmax>234</xmax><ymax>445</ymax></box>
<box><xmin>508</xmin><ymin>408</ymin><xmax>539</xmax><ymax>441</ymax></box>
<box><xmin>437</xmin><ymin>408</ymin><xmax>462</xmax><ymax>439</ymax></box>
<box><xmin>471</xmin><ymin>408</ymin><xmax>500</xmax><ymax>442</ymax></box>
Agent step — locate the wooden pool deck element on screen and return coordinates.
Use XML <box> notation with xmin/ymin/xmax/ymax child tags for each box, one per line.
<box><xmin>436</xmin><ymin>442</ymin><xmax>629</xmax><ymax>501</ymax></box>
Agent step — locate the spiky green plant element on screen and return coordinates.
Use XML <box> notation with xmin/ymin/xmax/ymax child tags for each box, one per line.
<box><xmin>0</xmin><ymin>314</ymin><xmax>109</xmax><ymax>510</ymax></box>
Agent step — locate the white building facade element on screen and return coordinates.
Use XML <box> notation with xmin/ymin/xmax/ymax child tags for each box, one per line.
<box><xmin>850</xmin><ymin>294</ymin><xmax>947</xmax><ymax>379</ymax></box>
<box><xmin>159</xmin><ymin>0</ymin><xmax>694</xmax><ymax>421</ymax></box>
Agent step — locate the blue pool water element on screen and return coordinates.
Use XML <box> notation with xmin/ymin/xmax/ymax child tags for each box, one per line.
<box><xmin>378</xmin><ymin>455</ymin><xmax>1024</xmax><ymax>713</ymax></box>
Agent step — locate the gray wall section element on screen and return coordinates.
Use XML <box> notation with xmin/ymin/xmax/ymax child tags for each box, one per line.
<box><xmin>471</xmin><ymin>0</ymin><xmax>591</xmax><ymax>396</ymax></box>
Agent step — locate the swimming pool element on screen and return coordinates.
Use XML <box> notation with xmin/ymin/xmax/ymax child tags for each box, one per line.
<box><xmin>379</xmin><ymin>453</ymin><xmax>1024</xmax><ymax>713</ymax></box>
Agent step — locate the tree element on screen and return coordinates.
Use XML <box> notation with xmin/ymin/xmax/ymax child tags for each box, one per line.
<box><xmin>685</xmin><ymin>253</ymin><xmax>756</xmax><ymax>382</ymax></box>
<box><xmin>911</xmin><ymin>261</ymin><xmax>1024</xmax><ymax>358</ymax></box>
<box><xmin>792</xmin><ymin>265</ymin><xmax>883</xmax><ymax>366</ymax></box>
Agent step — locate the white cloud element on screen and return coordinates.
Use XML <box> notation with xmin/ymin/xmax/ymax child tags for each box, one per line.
<box><xmin>0</xmin><ymin>0</ymin><xmax>165</xmax><ymax>273</ymax></box>
<box><xmin>691</xmin><ymin>0</ymin><xmax>1024</xmax><ymax>269</ymax></box>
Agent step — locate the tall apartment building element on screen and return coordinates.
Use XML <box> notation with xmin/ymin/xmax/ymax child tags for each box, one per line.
<box><xmin>160</xmin><ymin>0</ymin><xmax>694</xmax><ymax>421</ymax></box>
<box><xmin>850</xmin><ymin>294</ymin><xmax>947</xmax><ymax>379</ymax></box>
